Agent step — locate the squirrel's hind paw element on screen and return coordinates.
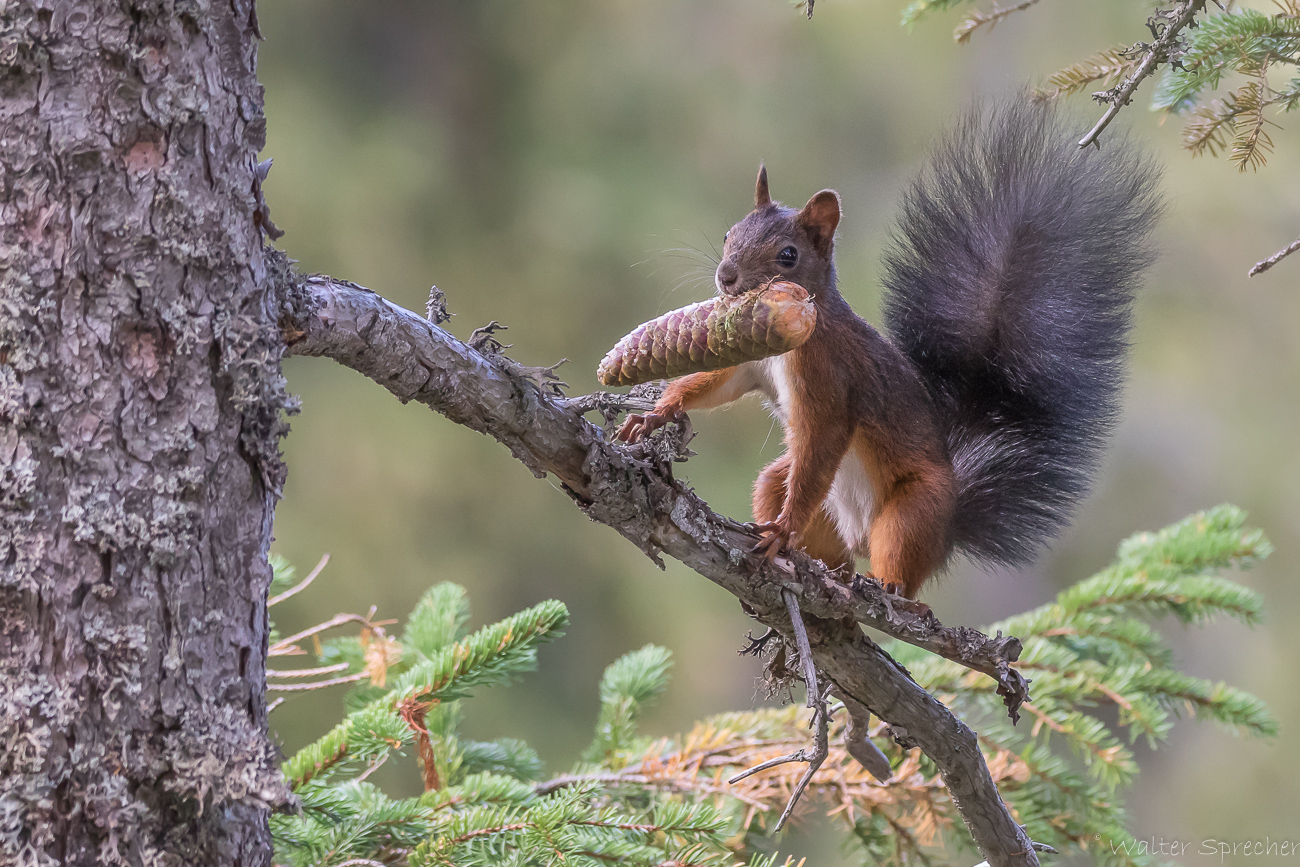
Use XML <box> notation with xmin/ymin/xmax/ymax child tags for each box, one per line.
<box><xmin>749</xmin><ymin>517</ymin><xmax>800</xmax><ymax>562</ymax></box>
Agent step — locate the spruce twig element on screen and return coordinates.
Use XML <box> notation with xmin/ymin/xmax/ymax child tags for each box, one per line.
<box><xmin>955</xmin><ymin>0</ymin><xmax>1043</xmax><ymax>43</ymax></box>
<box><xmin>1035</xmin><ymin>48</ymin><xmax>1143</xmax><ymax>101</ymax></box>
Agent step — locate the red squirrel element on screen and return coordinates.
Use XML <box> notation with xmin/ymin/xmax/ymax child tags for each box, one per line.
<box><xmin>618</xmin><ymin>101</ymin><xmax>1161</xmax><ymax>599</ymax></box>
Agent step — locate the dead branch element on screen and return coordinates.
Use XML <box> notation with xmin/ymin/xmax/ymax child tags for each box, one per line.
<box><xmin>1078</xmin><ymin>0</ymin><xmax>1208</xmax><ymax>148</ymax></box>
<box><xmin>268</xmin><ymin>553</ymin><xmax>331</xmax><ymax>607</ymax></box>
<box><xmin>280</xmin><ymin>271</ymin><xmax>1039</xmax><ymax>867</ymax></box>
<box><xmin>727</xmin><ymin>590</ymin><xmax>832</xmax><ymax>831</ymax></box>
<box><xmin>267</xmin><ymin>609</ymin><xmax>394</xmax><ymax>658</ymax></box>
<box><xmin>1249</xmin><ymin>233</ymin><xmax>1300</xmax><ymax>276</ymax></box>
<box><xmin>535</xmin><ymin>704</ymin><xmax>1026</xmax><ymax>848</ymax></box>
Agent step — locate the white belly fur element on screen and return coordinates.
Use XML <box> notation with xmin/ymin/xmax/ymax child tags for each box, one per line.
<box><xmin>757</xmin><ymin>355</ymin><xmax>875</xmax><ymax>551</ymax></box>
<box><xmin>756</xmin><ymin>355</ymin><xmax>795</xmax><ymax>422</ymax></box>
<box><xmin>826</xmin><ymin>450</ymin><xmax>875</xmax><ymax>552</ymax></box>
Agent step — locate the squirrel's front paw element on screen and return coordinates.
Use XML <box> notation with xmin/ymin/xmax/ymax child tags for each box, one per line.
<box><xmin>749</xmin><ymin>516</ymin><xmax>800</xmax><ymax>561</ymax></box>
<box><xmin>616</xmin><ymin>407</ymin><xmax>684</xmax><ymax>443</ymax></box>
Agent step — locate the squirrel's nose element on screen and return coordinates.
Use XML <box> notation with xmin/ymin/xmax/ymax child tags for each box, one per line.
<box><xmin>716</xmin><ymin>261</ymin><xmax>740</xmax><ymax>294</ymax></box>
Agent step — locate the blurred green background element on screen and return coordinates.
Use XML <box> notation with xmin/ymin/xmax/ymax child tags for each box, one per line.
<box><xmin>258</xmin><ymin>0</ymin><xmax>1298</xmax><ymax>862</ymax></box>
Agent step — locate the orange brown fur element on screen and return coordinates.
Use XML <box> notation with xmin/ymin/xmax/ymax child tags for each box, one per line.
<box><xmin>659</xmin><ymin>368</ymin><xmax>749</xmax><ymax>413</ymax></box>
<box><xmin>619</xmin><ymin>171</ymin><xmax>961</xmax><ymax>599</ymax></box>
<box><xmin>773</xmin><ymin>295</ymin><xmax>957</xmax><ymax>598</ymax></box>
<box><xmin>751</xmin><ymin>454</ymin><xmax>852</xmax><ymax>571</ymax></box>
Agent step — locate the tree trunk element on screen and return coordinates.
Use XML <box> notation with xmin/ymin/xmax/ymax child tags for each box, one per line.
<box><xmin>0</xmin><ymin>1</ymin><xmax>289</xmax><ymax>864</ymax></box>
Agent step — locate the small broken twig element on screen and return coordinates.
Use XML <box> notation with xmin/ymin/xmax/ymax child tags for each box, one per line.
<box><xmin>729</xmin><ymin>684</ymin><xmax>831</xmax><ymax>832</ymax></box>
<box><xmin>955</xmin><ymin>0</ymin><xmax>1044</xmax><ymax>44</ymax></box>
<box><xmin>739</xmin><ymin>627</ymin><xmax>780</xmax><ymax>657</ymax></box>
<box><xmin>501</xmin><ymin>357</ymin><xmax>569</xmax><ymax>398</ymax></box>
<box><xmin>1249</xmin><ymin>234</ymin><xmax>1300</xmax><ymax>276</ymax></box>
<box><xmin>426</xmin><ymin>285</ymin><xmax>453</xmax><ymax>324</ymax></box>
<box><xmin>268</xmin><ymin>553</ymin><xmax>330</xmax><ymax>608</ymax></box>
<box><xmin>469</xmin><ymin>320</ymin><xmax>511</xmax><ymax>354</ymax></box>
<box><xmin>728</xmin><ymin>589</ymin><xmax>831</xmax><ymax>831</ymax></box>
<box><xmin>253</xmin><ymin>157</ymin><xmax>284</xmax><ymax>241</ymax></box>
<box><xmin>840</xmin><ymin>694</ymin><xmax>894</xmax><ymax>782</ymax></box>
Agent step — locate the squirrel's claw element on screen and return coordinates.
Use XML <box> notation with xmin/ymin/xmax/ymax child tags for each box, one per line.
<box><xmin>750</xmin><ymin>517</ymin><xmax>798</xmax><ymax>562</ymax></box>
<box><xmin>615</xmin><ymin>413</ymin><xmax>646</xmax><ymax>442</ymax></box>
<box><xmin>616</xmin><ymin>407</ymin><xmax>684</xmax><ymax>444</ymax></box>
<box><xmin>869</xmin><ymin>572</ymin><xmax>933</xmax><ymax>618</ymax></box>
<box><xmin>754</xmin><ymin>532</ymin><xmax>785</xmax><ymax>561</ymax></box>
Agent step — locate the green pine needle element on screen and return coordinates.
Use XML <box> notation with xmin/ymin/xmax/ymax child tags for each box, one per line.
<box><xmin>900</xmin><ymin>0</ymin><xmax>976</xmax><ymax>28</ymax></box>
<box><xmin>457</xmin><ymin>738</ymin><xmax>545</xmax><ymax>782</ymax></box>
<box><xmin>268</xmin><ymin>553</ymin><xmax>297</xmax><ymax>596</ymax></box>
<box><xmin>387</xmin><ymin>598</ymin><xmax>569</xmax><ymax>706</ymax></box>
<box><xmin>583</xmin><ymin>644</ymin><xmax>674</xmax><ymax>764</ymax></box>
<box><xmin>404</xmin><ymin>582</ymin><xmax>473</xmax><ymax>659</ymax></box>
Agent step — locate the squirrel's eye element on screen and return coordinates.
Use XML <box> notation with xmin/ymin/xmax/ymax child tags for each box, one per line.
<box><xmin>776</xmin><ymin>245</ymin><xmax>799</xmax><ymax>267</ymax></box>
<box><xmin>723</xmin><ymin>230</ymin><xmax>731</xmax><ymax>243</ymax></box>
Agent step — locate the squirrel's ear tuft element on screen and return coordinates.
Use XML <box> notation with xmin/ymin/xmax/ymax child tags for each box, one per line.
<box><xmin>797</xmin><ymin>190</ymin><xmax>840</xmax><ymax>255</ymax></box>
<box><xmin>755</xmin><ymin>164</ymin><xmax>771</xmax><ymax>208</ymax></box>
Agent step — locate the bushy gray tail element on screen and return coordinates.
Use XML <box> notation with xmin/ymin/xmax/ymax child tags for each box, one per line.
<box><xmin>881</xmin><ymin>100</ymin><xmax>1162</xmax><ymax>565</ymax></box>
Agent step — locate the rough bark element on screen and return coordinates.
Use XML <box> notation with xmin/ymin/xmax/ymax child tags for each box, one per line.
<box><xmin>0</xmin><ymin>2</ymin><xmax>292</xmax><ymax>865</ymax></box>
<box><xmin>283</xmin><ymin>275</ymin><xmax>1040</xmax><ymax>867</ymax></box>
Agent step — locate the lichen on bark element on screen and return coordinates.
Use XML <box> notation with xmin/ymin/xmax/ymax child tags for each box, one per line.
<box><xmin>0</xmin><ymin>1</ymin><xmax>294</xmax><ymax>864</ymax></box>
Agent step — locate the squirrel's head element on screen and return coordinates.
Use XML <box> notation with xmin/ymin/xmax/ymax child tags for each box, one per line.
<box><xmin>715</xmin><ymin>164</ymin><xmax>841</xmax><ymax>298</ymax></box>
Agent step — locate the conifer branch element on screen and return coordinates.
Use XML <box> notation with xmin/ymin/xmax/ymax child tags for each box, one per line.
<box><xmin>954</xmin><ymin>0</ymin><xmax>1043</xmax><ymax>44</ymax></box>
<box><xmin>914</xmin><ymin>0</ymin><xmax>1300</xmax><ymax>271</ymax></box>
<box><xmin>1227</xmin><ymin>76</ymin><xmax>1278</xmax><ymax>169</ymax></box>
<box><xmin>1035</xmin><ymin>49</ymin><xmax>1144</xmax><ymax>101</ymax></box>
<box><xmin>271</xmin><ymin>506</ymin><xmax>1274</xmax><ymax>866</ymax></box>
<box><xmin>542</xmin><ymin>702</ymin><xmax>1025</xmax><ymax>843</ymax></box>
<box><xmin>279</xmin><ymin>599</ymin><xmax>569</xmax><ymax>790</ymax></box>
<box><xmin>279</xmin><ymin>272</ymin><xmax>1279</xmax><ymax>867</ymax></box>
<box><xmin>1183</xmin><ymin>94</ymin><xmax>1248</xmax><ymax>157</ymax></box>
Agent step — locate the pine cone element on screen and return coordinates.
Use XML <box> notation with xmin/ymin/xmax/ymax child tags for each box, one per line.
<box><xmin>597</xmin><ymin>281</ymin><xmax>816</xmax><ymax>387</ymax></box>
